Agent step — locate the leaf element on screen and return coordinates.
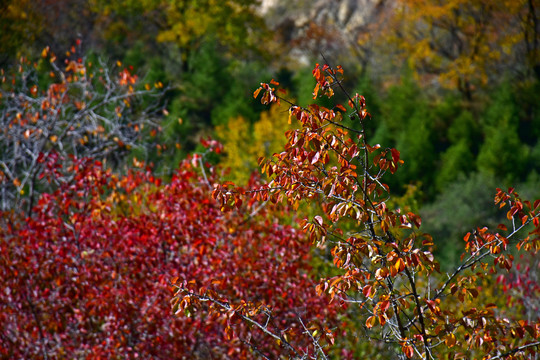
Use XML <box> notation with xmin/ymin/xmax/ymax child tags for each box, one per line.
<box><xmin>253</xmin><ymin>87</ymin><xmax>262</xmax><ymax>99</ymax></box>
<box><xmin>422</xmin><ymin>234</ymin><xmax>434</xmax><ymax>246</ymax></box>
<box><xmin>391</xmin><ymin>148</ymin><xmax>400</xmax><ymax>165</ymax></box>
<box><xmin>394</xmin><ymin>258</ymin><xmax>403</xmax><ymax>273</ymax></box>
<box><xmin>379</xmin><ymin>300</ymin><xmax>390</xmax><ymax>313</ymax></box>
<box><xmin>224</xmin><ymin>325</ymin><xmax>233</xmax><ymax>340</ymax></box>
<box><xmin>366</xmin><ymin>316</ymin><xmax>376</xmax><ymax>329</ymax></box>
<box><xmin>335</xmin><ymin>104</ymin><xmax>346</xmax><ymax>112</ymax></box>
<box><xmin>363</xmin><ymin>285</ymin><xmax>373</xmax><ymax>298</ymax></box>
<box><xmin>311</xmin><ymin>151</ymin><xmax>320</xmax><ymax>165</ymax></box>
<box><xmin>402</xmin><ymin>344</ymin><xmax>414</xmax><ymax>358</ymax></box>
<box><xmin>445</xmin><ymin>333</ymin><xmax>456</xmax><ymax>348</ymax></box>
<box><xmin>408</xmin><ymin>212</ymin><xmax>422</xmax><ymax>228</ymax></box>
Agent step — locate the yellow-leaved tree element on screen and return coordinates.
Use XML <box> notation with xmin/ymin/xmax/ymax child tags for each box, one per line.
<box><xmin>387</xmin><ymin>0</ymin><xmax>539</xmax><ymax>98</ymax></box>
<box><xmin>216</xmin><ymin>103</ymin><xmax>295</xmax><ymax>184</ymax></box>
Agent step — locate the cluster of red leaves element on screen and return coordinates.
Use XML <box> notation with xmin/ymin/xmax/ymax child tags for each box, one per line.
<box><xmin>497</xmin><ymin>253</ymin><xmax>540</xmax><ymax>317</ymax></box>
<box><xmin>0</xmin><ymin>149</ymin><xmax>337</xmax><ymax>359</ymax></box>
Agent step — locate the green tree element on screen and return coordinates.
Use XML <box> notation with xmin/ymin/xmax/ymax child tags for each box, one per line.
<box><xmin>435</xmin><ymin>110</ymin><xmax>479</xmax><ymax>190</ymax></box>
<box><xmin>154</xmin><ymin>40</ymin><xmax>272</xmax><ymax>174</ymax></box>
<box><xmin>422</xmin><ymin>173</ymin><xmax>503</xmax><ymax>267</ymax></box>
<box><xmin>373</xmin><ymin>74</ymin><xmax>438</xmax><ymax>195</ymax></box>
<box><xmin>477</xmin><ymin>85</ymin><xmax>530</xmax><ymax>182</ymax></box>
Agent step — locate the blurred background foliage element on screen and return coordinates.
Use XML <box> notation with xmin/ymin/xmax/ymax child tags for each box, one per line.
<box><xmin>1</xmin><ymin>0</ymin><xmax>539</xmax><ymax>269</ymax></box>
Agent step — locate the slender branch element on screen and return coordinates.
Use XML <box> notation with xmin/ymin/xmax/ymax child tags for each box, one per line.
<box><xmin>296</xmin><ymin>313</ymin><xmax>329</xmax><ymax>360</ymax></box>
<box><xmin>433</xmin><ymin>212</ymin><xmax>540</xmax><ymax>302</ymax></box>
<box><xmin>25</xmin><ymin>292</ymin><xmax>49</xmax><ymax>360</ymax></box>
<box><xmin>239</xmin><ymin>338</ymin><xmax>272</xmax><ymax>360</ymax></box>
<box><xmin>403</xmin><ymin>266</ymin><xmax>433</xmax><ymax>360</ymax></box>
<box><xmin>179</xmin><ymin>290</ymin><xmax>301</xmax><ymax>358</ymax></box>
<box><xmin>488</xmin><ymin>341</ymin><xmax>540</xmax><ymax>360</ymax></box>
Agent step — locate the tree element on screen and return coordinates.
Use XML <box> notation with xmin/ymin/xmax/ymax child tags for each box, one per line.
<box><xmin>199</xmin><ymin>63</ymin><xmax>540</xmax><ymax>359</ymax></box>
<box><xmin>156</xmin><ymin>0</ymin><xmax>268</xmax><ymax>58</ymax></box>
<box><xmin>477</xmin><ymin>84</ymin><xmax>530</xmax><ymax>182</ymax></box>
<box><xmin>215</xmin><ymin>102</ymin><xmax>296</xmax><ymax>184</ymax></box>
<box><xmin>0</xmin><ymin>0</ymin><xmax>43</xmax><ymax>66</ymax></box>
<box><xmin>0</xmin><ymin>44</ymin><xmax>164</xmax><ymax>215</ymax></box>
<box><xmin>0</xmin><ymin>141</ymin><xmax>340</xmax><ymax>359</ymax></box>
<box><xmin>388</xmin><ymin>0</ymin><xmax>540</xmax><ymax>98</ymax></box>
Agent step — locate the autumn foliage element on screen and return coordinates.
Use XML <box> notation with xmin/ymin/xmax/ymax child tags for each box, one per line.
<box><xmin>0</xmin><ymin>143</ymin><xmax>339</xmax><ymax>358</ymax></box>
<box><xmin>0</xmin><ymin>43</ymin><xmax>163</xmax><ymax>215</ymax></box>
<box><xmin>1</xmin><ymin>35</ymin><xmax>540</xmax><ymax>359</ymax></box>
<box><xmin>0</xmin><ymin>50</ymin><xmax>338</xmax><ymax>358</ymax></box>
<box><xmin>206</xmin><ymin>63</ymin><xmax>540</xmax><ymax>359</ymax></box>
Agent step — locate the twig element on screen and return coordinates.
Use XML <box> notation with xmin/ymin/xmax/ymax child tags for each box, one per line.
<box><xmin>488</xmin><ymin>341</ymin><xmax>540</xmax><ymax>360</ymax></box>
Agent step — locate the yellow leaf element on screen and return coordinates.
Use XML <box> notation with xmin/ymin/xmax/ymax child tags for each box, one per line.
<box><xmin>366</xmin><ymin>316</ymin><xmax>376</xmax><ymax>329</ymax></box>
<box><xmin>445</xmin><ymin>333</ymin><xmax>456</xmax><ymax>347</ymax></box>
<box><xmin>288</xmin><ymin>108</ymin><xmax>292</xmax><ymax>124</ymax></box>
<box><xmin>394</xmin><ymin>258</ymin><xmax>403</xmax><ymax>273</ymax></box>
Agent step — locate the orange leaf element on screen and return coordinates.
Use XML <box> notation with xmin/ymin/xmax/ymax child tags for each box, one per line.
<box><xmin>253</xmin><ymin>87</ymin><xmax>262</xmax><ymax>99</ymax></box>
<box><xmin>445</xmin><ymin>333</ymin><xmax>456</xmax><ymax>348</ymax></box>
<box><xmin>402</xmin><ymin>344</ymin><xmax>414</xmax><ymax>358</ymax></box>
<box><xmin>335</xmin><ymin>104</ymin><xmax>346</xmax><ymax>112</ymax></box>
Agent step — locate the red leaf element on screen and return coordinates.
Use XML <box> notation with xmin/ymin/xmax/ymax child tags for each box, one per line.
<box><xmin>363</xmin><ymin>285</ymin><xmax>373</xmax><ymax>298</ymax></box>
<box><xmin>391</xmin><ymin>148</ymin><xmax>400</xmax><ymax>164</ymax></box>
